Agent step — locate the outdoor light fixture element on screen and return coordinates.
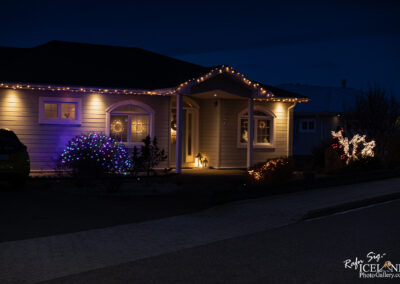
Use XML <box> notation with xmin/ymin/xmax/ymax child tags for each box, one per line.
<box><xmin>195</xmin><ymin>156</ymin><xmax>200</xmax><ymax>167</ymax></box>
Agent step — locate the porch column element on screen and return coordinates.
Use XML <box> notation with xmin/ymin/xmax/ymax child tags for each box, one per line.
<box><xmin>247</xmin><ymin>98</ymin><xmax>254</xmax><ymax>169</ymax></box>
<box><xmin>175</xmin><ymin>93</ymin><xmax>183</xmax><ymax>173</ymax></box>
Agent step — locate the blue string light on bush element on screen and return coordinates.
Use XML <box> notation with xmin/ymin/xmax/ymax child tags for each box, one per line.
<box><xmin>59</xmin><ymin>133</ymin><xmax>131</xmax><ymax>174</ymax></box>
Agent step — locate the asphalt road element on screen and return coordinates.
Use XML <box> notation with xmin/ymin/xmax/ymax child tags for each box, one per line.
<box><xmin>42</xmin><ymin>199</ymin><xmax>400</xmax><ymax>284</ymax></box>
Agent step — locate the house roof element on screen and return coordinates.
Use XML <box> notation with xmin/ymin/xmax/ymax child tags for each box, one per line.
<box><xmin>277</xmin><ymin>84</ymin><xmax>361</xmax><ymax>113</ymax></box>
<box><xmin>0</xmin><ymin>40</ymin><xmax>307</xmax><ymax>101</ymax></box>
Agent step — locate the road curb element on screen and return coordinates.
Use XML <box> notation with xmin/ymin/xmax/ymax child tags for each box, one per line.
<box><xmin>302</xmin><ymin>192</ymin><xmax>400</xmax><ymax>220</ymax></box>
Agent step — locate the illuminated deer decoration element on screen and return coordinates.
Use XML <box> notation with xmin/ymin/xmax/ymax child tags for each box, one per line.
<box><xmin>331</xmin><ymin>129</ymin><xmax>376</xmax><ymax>164</ymax></box>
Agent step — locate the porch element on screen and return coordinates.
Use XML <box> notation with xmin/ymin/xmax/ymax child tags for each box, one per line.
<box><xmin>170</xmin><ymin>91</ymin><xmax>256</xmax><ymax>172</ymax></box>
<box><xmin>169</xmin><ymin>71</ymin><xmax>293</xmax><ymax>173</ymax></box>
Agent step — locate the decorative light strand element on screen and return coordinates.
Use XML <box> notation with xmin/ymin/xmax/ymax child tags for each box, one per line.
<box><xmin>176</xmin><ymin>65</ymin><xmax>308</xmax><ymax>102</ymax></box>
<box><xmin>331</xmin><ymin>129</ymin><xmax>376</xmax><ymax>164</ymax></box>
<box><xmin>0</xmin><ymin>65</ymin><xmax>309</xmax><ymax>102</ymax></box>
<box><xmin>248</xmin><ymin>158</ymin><xmax>290</xmax><ymax>181</ymax></box>
<box><xmin>58</xmin><ymin>133</ymin><xmax>132</xmax><ymax>174</ymax></box>
<box><xmin>0</xmin><ymin>83</ymin><xmax>175</xmax><ymax>96</ymax></box>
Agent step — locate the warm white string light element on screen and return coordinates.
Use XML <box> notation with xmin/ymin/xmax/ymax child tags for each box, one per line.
<box><xmin>331</xmin><ymin>130</ymin><xmax>376</xmax><ymax>164</ymax></box>
<box><xmin>0</xmin><ymin>66</ymin><xmax>309</xmax><ymax>102</ymax></box>
<box><xmin>0</xmin><ymin>83</ymin><xmax>174</xmax><ymax>96</ymax></box>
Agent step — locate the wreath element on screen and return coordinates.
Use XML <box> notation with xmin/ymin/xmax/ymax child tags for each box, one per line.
<box><xmin>111</xmin><ymin>120</ymin><xmax>124</xmax><ymax>133</ymax></box>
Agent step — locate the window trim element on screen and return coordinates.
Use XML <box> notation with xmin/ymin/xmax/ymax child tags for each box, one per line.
<box><xmin>237</xmin><ymin>107</ymin><xmax>275</xmax><ymax>148</ymax></box>
<box><xmin>39</xmin><ymin>97</ymin><xmax>82</xmax><ymax>125</ymax></box>
<box><xmin>105</xmin><ymin>100</ymin><xmax>155</xmax><ymax>147</ymax></box>
<box><xmin>299</xmin><ymin>118</ymin><xmax>316</xmax><ymax>133</ymax></box>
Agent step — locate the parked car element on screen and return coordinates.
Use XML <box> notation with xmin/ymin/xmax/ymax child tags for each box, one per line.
<box><xmin>0</xmin><ymin>129</ymin><xmax>30</xmax><ymax>187</ymax></box>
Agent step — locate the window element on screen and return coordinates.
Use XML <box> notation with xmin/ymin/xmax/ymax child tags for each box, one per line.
<box><xmin>106</xmin><ymin>101</ymin><xmax>154</xmax><ymax>144</ymax></box>
<box><xmin>39</xmin><ymin>97</ymin><xmax>81</xmax><ymax>124</ymax></box>
<box><xmin>299</xmin><ymin>119</ymin><xmax>316</xmax><ymax>133</ymax></box>
<box><xmin>238</xmin><ymin>109</ymin><xmax>274</xmax><ymax>147</ymax></box>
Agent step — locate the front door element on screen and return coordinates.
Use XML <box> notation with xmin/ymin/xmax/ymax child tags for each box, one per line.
<box><xmin>185</xmin><ymin>109</ymin><xmax>195</xmax><ymax>163</ymax></box>
<box><xmin>170</xmin><ymin>102</ymin><xmax>198</xmax><ymax>167</ymax></box>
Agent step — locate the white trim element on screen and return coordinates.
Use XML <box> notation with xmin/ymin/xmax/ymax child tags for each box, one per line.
<box><xmin>38</xmin><ymin>97</ymin><xmax>82</xmax><ymax>125</ymax></box>
<box><xmin>175</xmin><ymin>94</ymin><xmax>183</xmax><ymax>173</ymax></box>
<box><xmin>171</xmin><ymin>96</ymin><xmax>199</xmax><ymax>165</ymax></box>
<box><xmin>287</xmin><ymin>103</ymin><xmax>296</xmax><ymax>156</ymax></box>
<box><xmin>216</xmin><ymin>98</ymin><xmax>221</xmax><ymax>168</ymax></box>
<box><xmin>105</xmin><ymin>100</ymin><xmax>155</xmax><ymax>147</ymax></box>
<box><xmin>299</xmin><ymin>118</ymin><xmax>316</xmax><ymax>133</ymax></box>
<box><xmin>237</xmin><ymin>105</ymin><xmax>275</xmax><ymax>148</ymax></box>
<box><xmin>185</xmin><ymin>109</ymin><xmax>195</xmax><ymax>162</ymax></box>
<box><xmin>167</xmin><ymin>96</ymin><xmax>171</xmax><ymax>168</ymax></box>
<box><xmin>247</xmin><ymin>99</ymin><xmax>254</xmax><ymax>169</ymax></box>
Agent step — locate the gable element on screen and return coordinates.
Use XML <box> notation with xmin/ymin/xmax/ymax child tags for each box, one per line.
<box><xmin>190</xmin><ymin>73</ymin><xmax>253</xmax><ymax>98</ymax></box>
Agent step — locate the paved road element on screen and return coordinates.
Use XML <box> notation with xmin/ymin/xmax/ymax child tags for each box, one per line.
<box><xmin>43</xmin><ymin>200</ymin><xmax>400</xmax><ymax>284</ymax></box>
<box><xmin>2</xmin><ymin>178</ymin><xmax>400</xmax><ymax>283</ymax></box>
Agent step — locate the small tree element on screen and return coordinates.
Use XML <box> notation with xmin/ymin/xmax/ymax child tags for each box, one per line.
<box><xmin>132</xmin><ymin>136</ymin><xmax>167</xmax><ymax>176</ymax></box>
<box><xmin>344</xmin><ymin>84</ymin><xmax>400</xmax><ymax>158</ymax></box>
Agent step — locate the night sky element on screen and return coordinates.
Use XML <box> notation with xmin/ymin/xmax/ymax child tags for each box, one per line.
<box><xmin>1</xmin><ymin>0</ymin><xmax>399</xmax><ymax>96</ymax></box>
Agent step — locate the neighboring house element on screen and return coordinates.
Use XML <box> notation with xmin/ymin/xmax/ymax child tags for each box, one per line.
<box><xmin>278</xmin><ymin>84</ymin><xmax>360</xmax><ymax>156</ymax></box>
<box><xmin>0</xmin><ymin>41</ymin><xmax>308</xmax><ymax>172</ymax></box>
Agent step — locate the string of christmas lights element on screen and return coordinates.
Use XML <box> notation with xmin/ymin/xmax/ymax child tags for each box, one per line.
<box><xmin>0</xmin><ymin>83</ymin><xmax>174</xmax><ymax>96</ymax></box>
<box><xmin>0</xmin><ymin>65</ymin><xmax>309</xmax><ymax>102</ymax></box>
<box><xmin>248</xmin><ymin>158</ymin><xmax>290</xmax><ymax>181</ymax></box>
<box><xmin>331</xmin><ymin>129</ymin><xmax>376</xmax><ymax>164</ymax></box>
<box><xmin>58</xmin><ymin>133</ymin><xmax>132</xmax><ymax>174</ymax></box>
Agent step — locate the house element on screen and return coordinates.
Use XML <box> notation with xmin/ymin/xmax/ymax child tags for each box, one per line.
<box><xmin>277</xmin><ymin>84</ymin><xmax>360</xmax><ymax>156</ymax></box>
<box><xmin>0</xmin><ymin>41</ymin><xmax>308</xmax><ymax>172</ymax></box>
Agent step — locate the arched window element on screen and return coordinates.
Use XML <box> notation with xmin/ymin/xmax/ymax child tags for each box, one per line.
<box><xmin>106</xmin><ymin>101</ymin><xmax>154</xmax><ymax>144</ymax></box>
<box><xmin>238</xmin><ymin>108</ymin><xmax>274</xmax><ymax>147</ymax></box>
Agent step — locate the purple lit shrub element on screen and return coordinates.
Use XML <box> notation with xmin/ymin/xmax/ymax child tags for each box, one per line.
<box><xmin>57</xmin><ymin>133</ymin><xmax>131</xmax><ymax>177</ymax></box>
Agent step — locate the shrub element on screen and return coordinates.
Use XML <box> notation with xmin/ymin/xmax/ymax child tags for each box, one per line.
<box><xmin>382</xmin><ymin>135</ymin><xmax>400</xmax><ymax>167</ymax></box>
<box><xmin>247</xmin><ymin>157</ymin><xmax>294</xmax><ymax>185</ymax></box>
<box><xmin>311</xmin><ymin>140</ymin><xmax>331</xmax><ymax>171</ymax></box>
<box><xmin>131</xmin><ymin>136</ymin><xmax>167</xmax><ymax>176</ymax></box>
<box><xmin>324</xmin><ymin>146</ymin><xmax>346</xmax><ymax>173</ymax></box>
<box><xmin>57</xmin><ymin>133</ymin><xmax>132</xmax><ymax>178</ymax></box>
<box><xmin>344</xmin><ymin>156</ymin><xmax>382</xmax><ymax>173</ymax></box>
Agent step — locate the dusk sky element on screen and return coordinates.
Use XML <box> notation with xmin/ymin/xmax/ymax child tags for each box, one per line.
<box><xmin>1</xmin><ymin>0</ymin><xmax>399</xmax><ymax>95</ymax></box>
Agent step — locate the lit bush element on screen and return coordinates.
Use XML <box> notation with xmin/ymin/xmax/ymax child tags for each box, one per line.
<box><xmin>247</xmin><ymin>157</ymin><xmax>294</xmax><ymax>185</ymax></box>
<box><xmin>57</xmin><ymin>133</ymin><xmax>132</xmax><ymax>177</ymax></box>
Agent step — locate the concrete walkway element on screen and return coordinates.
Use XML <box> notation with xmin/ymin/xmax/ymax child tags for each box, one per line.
<box><xmin>1</xmin><ymin>178</ymin><xmax>400</xmax><ymax>284</ymax></box>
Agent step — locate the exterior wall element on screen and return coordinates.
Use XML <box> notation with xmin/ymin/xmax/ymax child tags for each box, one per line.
<box><xmin>293</xmin><ymin>114</ymin><xmax>342</xmax><ymax>155</ymax></box>
<box><xmin>220</xmin><ymin>100</ymin><xmax>292</xmax><ymax>168</ymax></box>
<box><xmin>0</xmin><ymin>89</ymin><xmax>170</xmax><ymax>171</ymax></box>
<box><xmin>198</xmin><ymin>99</ymin><xmax>220</xmax><ymax>168</ymax></box>
<box><xmin>196</xmin><ymin>98</ymin><xmax>293</xmax><ymax>168</ymax></box>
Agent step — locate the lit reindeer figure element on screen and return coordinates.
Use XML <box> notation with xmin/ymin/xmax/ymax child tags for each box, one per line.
<box><xmin>331</xmin><ymin>130</ymin><xmax>376</xmax><ymax>164</ymax></box>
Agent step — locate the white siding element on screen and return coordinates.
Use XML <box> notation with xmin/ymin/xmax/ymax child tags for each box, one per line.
<box><xmin>201</xmin><ymin>99</ymin><xmax>293</xmax><ymax>168</ymax></box>
<box><xmin>198</xmin><ymin>99</ymin><xmax>219</xmax><ymax>168</ymax></box>
<box><xmin>0</xmin><ymin>89</ymin><xmax>170</xmax><ymax>171</ymax></box>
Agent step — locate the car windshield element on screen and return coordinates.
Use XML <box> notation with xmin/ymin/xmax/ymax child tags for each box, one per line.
<box><xmin>0</xmin><ymin>129</ymin><xmax>22</xmax><ymax>147</ymax></box>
